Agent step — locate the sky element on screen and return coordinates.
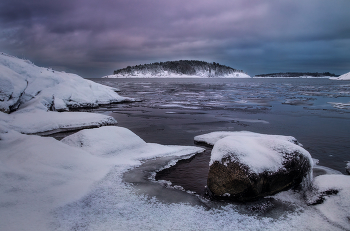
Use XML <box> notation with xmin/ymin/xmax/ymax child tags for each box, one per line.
<box><xmin>0</xmin><ymin>0</ymin><xmax>349</xmax><ymax>78</ymax></box>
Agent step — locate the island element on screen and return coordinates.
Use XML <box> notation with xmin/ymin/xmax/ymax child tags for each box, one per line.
<box><xmin>254</xmin><ymin>72</ymin><xmax>339</xmax><ymax>78</ymax></box>
<box><xmin>103</xmin><ymin>60</ymin><xmax>250</xmax><ymax>78</ymax></box>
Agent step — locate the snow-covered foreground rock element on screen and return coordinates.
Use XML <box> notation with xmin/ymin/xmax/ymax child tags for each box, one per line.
<box><xmin>330</xmin><ymin>71</ymin><xmax>350</xmax><ymax>80</ymax></box>
<box><xmin>201</xmin><ymin>131</ymin><xmax>313</xmax><ymax>201</ymax></box>
<box><xmin>0</xmin><ymin>126</ymin><xmax>204</xmax><ymax>231</ymax></box>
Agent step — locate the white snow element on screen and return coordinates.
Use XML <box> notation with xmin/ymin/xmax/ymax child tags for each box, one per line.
<box><xmin>346</xmin><ymin>162</ymin><xmax>350</xmax><ymax>174</ymax></box>
<box><xmin>0</xmin><ymin>126</ymin><xmax>204</xmax><ymax>231</ymax></box>
<box><xmin>0</xmin><ymin>130</ymin><xmax>110</xmax><ymax>231</ymax></box>
<box><xmin>307</xmin><ymin>175</ymin><xmax>350</xmax><ymax>230</ymax></box>
<box><xmin>0</xmin><ymin>52</ymin><xmax>133</xmax><ymax>113</ymax></box>
<box><xmin>194</xmin><ymin>131</ymin><xmax>301</xmax><ymax>147</ymax></box>
<box><xmin>330</xmin><ymin>71</ymin><xmax>350</xmax><ymax>80</ymax></box>
<box><xmin>0</xmin><ymin>52</ymin><xmax>136</xmax><ymax>134</ymax></box>
<box><xmin>209</xmin><ymin>133</ymin><xmax>312</xmax><ymax>174</ymax></box>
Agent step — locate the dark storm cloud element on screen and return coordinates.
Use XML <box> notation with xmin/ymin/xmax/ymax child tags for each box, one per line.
<box><xmin>0</xmin><ymin>0</ymin><xmax>349</xmax><ymax>77</ymax></box>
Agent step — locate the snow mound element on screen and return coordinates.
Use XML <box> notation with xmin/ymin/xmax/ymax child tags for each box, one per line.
<box><xmin>208</xmin><ymin>132</ymin><xmax>312</xmax><ymax>174</ymax></box>
<box><xmin>306</xmin><ymin>175</ymin><xmax>350</xmax><ymax>229</ymax></box>
<box><xmin>0</xmin><ymin>126</ymin><xmax>204</xmax><ymax>230</ymax></box>
<box><xmin>0</xmin><ymin>129</ymin><xmax>110</xmax><ymax>231</ymax></box>
<box><xmin>62</xmin><ymin>126</ymin><xmax>205</xmax><ymax>162</ymax></box>
<box><xmin>195</xmin><ymin>131</ymin><xmax>301</xmax><ymax>147</ymax></box>
<box><xmin>0</xmin><ymin>52</ymin><xmax>133</xmax><ymax>113</ymax></box>
<box><xmin>329</xmin><ymin>71</ymin><xmax>350</xmax><ymax>80</ymax></box>
<box><xmin>346</xmin><ymin>162</ymin><xmax>350</xmax><ymax>174</ymax></box>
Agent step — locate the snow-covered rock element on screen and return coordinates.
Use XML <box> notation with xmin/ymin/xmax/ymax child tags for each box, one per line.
<box><xmin>205</xmin><ymin>132</ymin><xmax>313</xmax><ymax>201</ymax></box>
<box><xmin>0</xmin><ymin>52</ymin><xmax>133</xmax><ymax>113</ymax></box>
<box><xmin>305</xmin><ymin>174</ymin><xmax>350</xmax><ymax>230</ymax></box>
<box><xmin>0</xmin><ymin>126</ymin><xmax>204</xmax><ymax>230</ymax></box>
<box><xmin>329</xmin><ymin>71</ymin><xmax>350</xmax><ymax>80</ymax></box>
<box><xmin>346</xmin><ymin>162</ymin><xmax>350</xmax><ymax>174</ymax></box>
<box><xmin>194</xmin><ymin>131</ymin><xmax>301</xmax><ymax>147</ymax></box>
<box><xmin>0</xmin><ymin>52</ymin><xmax>135</xmax><ymax>134</ymax></box>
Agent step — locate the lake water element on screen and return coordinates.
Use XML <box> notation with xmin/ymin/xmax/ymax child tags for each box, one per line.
<box><xmin>89</xmin><ymin>78</ymin><xmax>350</xmax><ymax>196</ymax></box>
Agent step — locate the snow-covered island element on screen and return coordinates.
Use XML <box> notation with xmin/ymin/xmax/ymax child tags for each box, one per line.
<box><xmin>1</xmin><ymin>53</ymin><xmax>350</xmax><ymax>230</ymax></box>
<box><xmin>103</xmin><ymin>60</ymin><xmax>251</xmax><ymax>78</ymax></box>
<box><xmin>330</xmin><ymin>71</ymin><xmax>350</xmax><ymax>80</ymax></box>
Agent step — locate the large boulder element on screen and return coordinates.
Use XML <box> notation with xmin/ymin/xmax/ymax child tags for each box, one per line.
<box><xmin>206</xmin><ymin>132</ymin><xmax>313</xmax><ymax>201</ymax></box>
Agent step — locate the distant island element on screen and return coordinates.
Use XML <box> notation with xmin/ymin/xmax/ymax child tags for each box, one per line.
<box><xmin>103</xmin><ymin>60</ymin><xmax>250</xmax><ymax>78</ymax></box>
<box><xmin>254</xmin><ymin>72</ymin><xmax>339</xmax><ymax>78</ymax></box>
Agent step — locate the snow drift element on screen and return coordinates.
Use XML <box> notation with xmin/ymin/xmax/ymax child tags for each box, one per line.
<box><xmin>0</xmin><ymin>126</ymin><xmax>204</xmax><ymax>231</ymax></box>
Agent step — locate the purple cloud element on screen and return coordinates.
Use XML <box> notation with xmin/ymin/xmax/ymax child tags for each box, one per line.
<box><xmin>0</xmin><ymin>0</ymin><xmax>349</xmax><ymax>77</ymax></box>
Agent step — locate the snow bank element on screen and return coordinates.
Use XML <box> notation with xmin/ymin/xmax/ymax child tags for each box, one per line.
<box><xmin>306</xmin><ymin>175</ymin><xmax>350</xmax><ymax>230</ymax></box>
<box><xmin>329</xmin><ymin>71</ymin><xmax>350</xmax><ymax>80</ymax></box>
<box><xmin>194</xmin><ymin>131</ymin><xmax>301</xmax><ymax>147</ymax></box>
<box><xmin>0</xmin><ymin>126</ymin><xmax>204</xmax><ymax>230</ymax></box>
<box><xmin>0</xmin><ymin>52</ymin><xmax>133</xmax><ymax>113</ymax></box>
<box><xmin>0</xmin><ymin>52</ymin><xmax>135</xmax><ymax>134</ymax></box>
<box><xmin>0</xmin><ymin>129</ymin><xmax>109</xmax><ymax>231</ymax></box>
<box><xmin>209</xmin><ymin>134</ymin><xmax>312</xmax><ymax>174</ymax></box>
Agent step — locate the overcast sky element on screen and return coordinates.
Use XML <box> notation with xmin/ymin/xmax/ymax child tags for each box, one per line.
<box><xmin>0</xmin><ymin>0</ymin><xmax>349</xmax><ymax>78</ymax></box>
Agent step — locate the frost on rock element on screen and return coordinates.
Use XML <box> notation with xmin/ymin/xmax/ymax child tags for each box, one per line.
<box><xmin>206</xmin><ymin>131</ymin><xmax>313</xmax><ymax>201</ymax></box>
<box><xmin>305</xmin><ymin>174</ymin><xmax>350</xmax><ymax>230</ymax></box>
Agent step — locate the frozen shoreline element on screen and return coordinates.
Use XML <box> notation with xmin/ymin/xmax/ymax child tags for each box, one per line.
<box><xmin>1</xmin><ymin>54</ymin><xmax>350</xmax><ymax>230</ymax></box>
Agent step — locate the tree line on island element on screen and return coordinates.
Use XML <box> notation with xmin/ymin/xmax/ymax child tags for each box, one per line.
<box><xmin>255</xmin><ymin>72</ymin><xmax>339</xmax><ymax>77</ymax></box>
<box><xmin>113</xmin><ymin>60</ymin><xmax>244</xmax><ymax>77</ymax></box>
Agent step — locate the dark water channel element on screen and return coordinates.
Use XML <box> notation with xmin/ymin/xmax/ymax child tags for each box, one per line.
<box><xmin>88</xmin><ymin>78</ymin><xmax>350</xmax><ymax>196</ymax></box>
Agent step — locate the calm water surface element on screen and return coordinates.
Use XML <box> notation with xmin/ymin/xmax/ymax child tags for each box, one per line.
<box><xmin>90</xmin><ymin>78</ymin><xmax>350</xmax><ymax>195</ymax></box>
